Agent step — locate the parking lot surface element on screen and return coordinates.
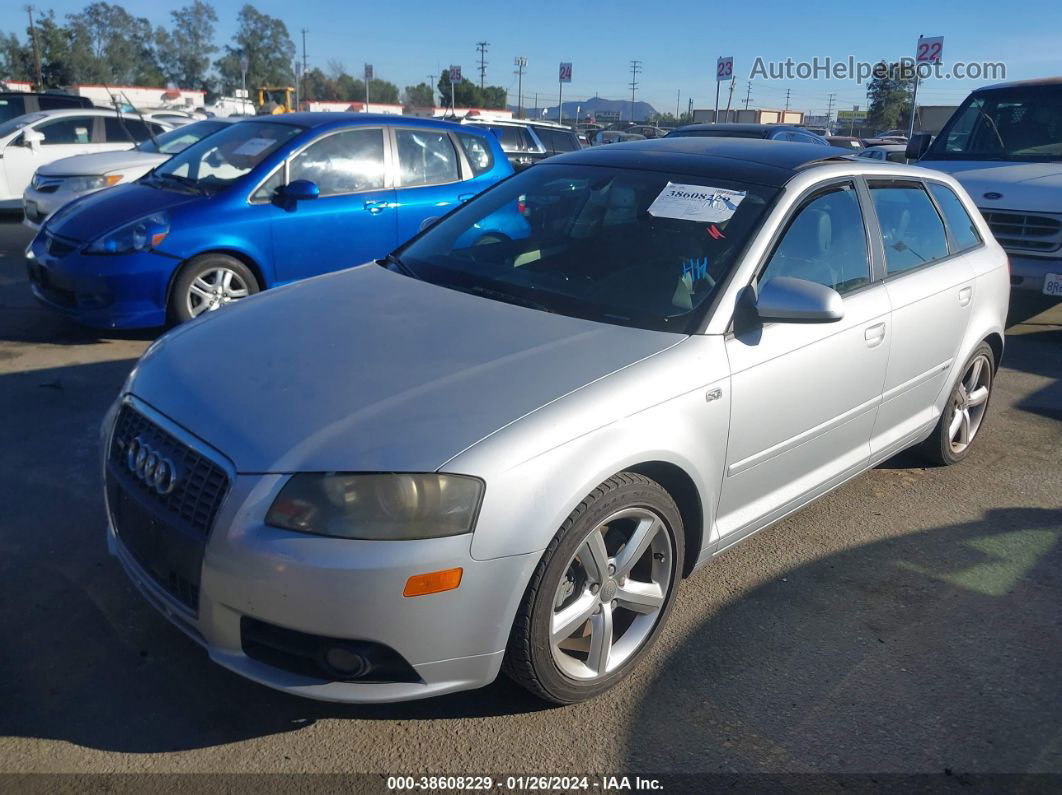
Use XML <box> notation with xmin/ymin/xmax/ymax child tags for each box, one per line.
<box><xmin>0</xmin><ymin>215</ymin><xmax>1059</xmax><ymax>775</ymax></box>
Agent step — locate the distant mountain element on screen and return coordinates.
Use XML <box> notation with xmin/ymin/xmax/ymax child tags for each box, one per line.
<box><xmin>509</xmin><ymin>95</ymin><xmax>658</xmax><ymax>123</ymax></box>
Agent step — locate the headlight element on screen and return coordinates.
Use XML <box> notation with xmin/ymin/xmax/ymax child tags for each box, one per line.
<box><xmin>65</xmin><ymin>174</ymin><xmax>123</xmax><ymax>193</ymax></box>
<box><xmin>265</xmin><ymin>473</ymin><xmax>484</xmax><ymax>540</ymax></box>
<box><xmin>86</xmin><ymin>212</ymin><xmax>169</xmax><ymax>255</ymax></box>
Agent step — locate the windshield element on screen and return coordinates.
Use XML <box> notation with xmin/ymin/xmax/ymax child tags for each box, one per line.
<box><xmin>0</xmin><ymin>112</ymin><xmax>45</xmax><ymax>139</ymax></box>
<box><xmin>394</xmin><ymin>164</ymin><xmax>777</xmax><ymax>333</ymax></box>
<box><xmin>152</xmin><ymin>120</ymin><xmax>304</xmax><ymax>192</ymax></box>
<box><xmin>138</xmin><ymin>119</ymin><xmax>227</xmax><ymax>155</ymax></box>
<box><xmin>925</xmin><ymin>86</ymin><xmax>1062</xmax><ymax>161</ymax></box>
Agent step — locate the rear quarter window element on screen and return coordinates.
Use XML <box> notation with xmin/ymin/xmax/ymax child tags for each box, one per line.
<box><xmin>456</xmin><ymin>132</ymin><xmax>495</xmax><ymax>176</ymax></box>
<box><xmin>928</xmin><ymin>182</ymin><xmax>983</xmax><ymax>252</ymax></box>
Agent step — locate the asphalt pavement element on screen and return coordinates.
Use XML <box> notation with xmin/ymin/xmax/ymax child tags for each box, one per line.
<box><xmin>0</xmin><ymin>216</ymin><xmax>1059</xmax><ymax>778</ymax></box>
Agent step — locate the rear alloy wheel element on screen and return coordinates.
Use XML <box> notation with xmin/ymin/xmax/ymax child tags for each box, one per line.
<box><xmin>504</xmin><ymin>473</ymin><xmax>684</xmax><ymax>704</ymax></box>
<box><xmin>921</xmin><ymin>341</ymin><xmax>995</xmax><ymax>465</ymax></box>
<box><xmin>170</xmin><ymin>254</ymin><xmax>259</xmax><ymax>324</ymax></box>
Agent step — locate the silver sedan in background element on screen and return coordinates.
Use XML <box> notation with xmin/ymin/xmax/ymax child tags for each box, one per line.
<box><xmin>102</xmin><ymin>138</ymin><xmax>1009</xmax><ymax>704</ymax></box>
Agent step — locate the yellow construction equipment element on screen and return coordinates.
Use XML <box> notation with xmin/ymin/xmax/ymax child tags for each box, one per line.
<box><xmin>256</xmin><ymin>86</ymin><xmax>295</xmax><ymax>114</ymax></box>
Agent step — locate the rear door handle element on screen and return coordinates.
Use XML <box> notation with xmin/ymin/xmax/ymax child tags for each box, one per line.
<box><xmin>958</xmin><ymin>286</ymin><xmax>973</xmax><ymax>307</ymax></box>
<box><xmin>364</xmin><ymin>200</ymin><xmax>387</xmax><ymax>214</ymax></box>
<box><xmin>864</xmin><ymin>322</ymin><xmax>886</xmax><ymax>347</ymax></box>
<box><xmin>458</xmin><ymin>193</ymin><xmax>475</xmax><ymax>203</ymax></box>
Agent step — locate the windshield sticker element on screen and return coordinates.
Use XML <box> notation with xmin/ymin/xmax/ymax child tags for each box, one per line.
<box><xmin>232</xmin><ymin>137</ymin><xmax>276</xmax><ymax>157</ymax></box>
<box><xmin>648</xmin><ymin>183</ymin><xmax>747</xmax><ymax>223</ymax></box>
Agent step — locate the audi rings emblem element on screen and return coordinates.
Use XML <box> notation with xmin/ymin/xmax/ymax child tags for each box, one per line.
<box><xmin>126</xmin><ymin>436</ymin><xmax>180</xmax><ymax>495</ymax></box>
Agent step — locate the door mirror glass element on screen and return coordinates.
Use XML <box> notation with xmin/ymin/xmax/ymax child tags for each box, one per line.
<box><xmin>755</xmin><ymin>276</ymin><xmax>844</xmax><ymax>323</ymax></box>
<box><xmin>280</xmin><ymin>179</ymin><xmax>320</xmax><ymax>201</ymax></box>
<box><xmin>906</xmin><ymin>133</ymin><xmax>932</xmax><ymax>161</ymax></box>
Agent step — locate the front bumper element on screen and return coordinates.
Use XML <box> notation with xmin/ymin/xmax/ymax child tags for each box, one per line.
<box><xmin>104</xmin><ymin>399</ymin><xmax>539</xmax><ymax>702</ymax></box>
<box><xmin>22</xmin><ymin>186</ymin><xmax>70</xmax><ymax>231</ymax></box>
<box><xmin>1006</xmin><ymin>252</ymin><xmax>1061</xmax><ymax>294</ymax></box>
<box><xmin>27</xmin><ymin>232</ymin><xmax>178</xmax><ymax>328</ymax></box>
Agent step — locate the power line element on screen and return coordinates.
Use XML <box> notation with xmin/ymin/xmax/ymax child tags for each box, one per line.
<box><xmin>629</xmin><ymin>60</ymin><xmax>642</xmax><ymax>122</ymax></box>
<box><xmin>476</xmin><ymin>41</ymin><xmax>489</xmax><ymax>90</ymax></box>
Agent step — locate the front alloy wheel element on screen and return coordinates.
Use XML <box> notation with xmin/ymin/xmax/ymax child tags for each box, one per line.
<box><xmin>169</xmin><ymin>253</ymin><xmax>260</xmax><ymax>325</ymax></box>
<box><xmin>504</xmin><ymin>473</ymin><xmax>684</xmax><ymax>703</ymax></box>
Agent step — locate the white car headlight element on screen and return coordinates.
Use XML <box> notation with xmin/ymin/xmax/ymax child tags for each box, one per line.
<box><xmin>85</xmin><ymin>212</ymin><xmax>170</xmax><ymax>255</ymax></box>
<box><xmin>265</xmin><ymin>473</ymin><xmax>484</xmax><ymax>540</ymax></box>
<box><xmin>65</xmin><ymin>174</ymin><xmax>123</xmax><ymax>193</ymax></box>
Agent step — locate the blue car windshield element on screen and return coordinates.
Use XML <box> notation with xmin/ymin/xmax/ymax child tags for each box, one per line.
<box><xmin>151</xmin><ymin>121</ymin><xmax>305</xmax><ymax>192</ymax></box>
<box><xmin>395</xmin><ymin>163</ymin><xmax>777</xmax><ymax>334</ymax></box>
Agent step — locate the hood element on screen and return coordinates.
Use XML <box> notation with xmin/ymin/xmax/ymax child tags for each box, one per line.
<box><xmin>37</xmin><ymin>149</ymin><xmax>166</xmax><ymax>177</ymax></box>
<box><xmin>130</xmin><ymin>265</ymin><xmax>684</xmax><ymax>473</ymax></box>
<box><xmin>46</xmin><ymin>182</ymin><xmax>201</xmax><ymax>242</ymax></box>
<box><xmin>919</xmin><ymin>160</ymin><xmax>1062</xmax><ymax>212</ymax></box>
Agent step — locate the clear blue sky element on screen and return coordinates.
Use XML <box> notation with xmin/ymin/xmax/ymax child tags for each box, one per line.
<box><xmin>18</xmin><ymin>0</ymin><xmax>1062</xmax><ymax>114</ymax></box>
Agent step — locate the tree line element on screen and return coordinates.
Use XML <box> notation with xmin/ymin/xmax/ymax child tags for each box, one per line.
<box><xmin>1</xmin><ymin>1</ymin><xmax>509</xmax><ymax>109</ymax></box>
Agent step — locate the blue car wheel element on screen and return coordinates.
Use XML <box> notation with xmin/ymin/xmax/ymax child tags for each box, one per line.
<box><xmin>170</xmin><ymin>253</ymin><xmax>260</xmax><ymax>324</ymax></box>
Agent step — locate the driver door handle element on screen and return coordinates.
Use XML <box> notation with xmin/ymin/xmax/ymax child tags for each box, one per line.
<box><xmin>864</xmin><ymin>322</ymin><xmax>886</xmax><ymax>348</ymax></box>
<box><xmin>364</xmin><ymin>200</ymin><xmax>387</xmax><ymax>214</ymax></box>
<box><xmin>958</xmin><ymin>286</ymin><xmax>973</xmax><ymax>307</ymax></box>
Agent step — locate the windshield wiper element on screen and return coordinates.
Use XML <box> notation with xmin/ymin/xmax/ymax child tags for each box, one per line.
<box><xmin>459</xmin><ymin>284</ymin><xmax>554</xmax><ymax>313</ymax></box>
<box><xmin>383</xmin><ymin>253</ymin><xmax>420</xmax><ymax>279</ymax></box>
<box><xmin>155</xmin><ymin>172</ymin><xmax>204</xmax><ymax>194</ymax></box>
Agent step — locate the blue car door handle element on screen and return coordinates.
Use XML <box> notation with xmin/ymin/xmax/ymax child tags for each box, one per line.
<box><xmin>364</xmin><ymin>200</ymin><xmax>387</xmax><ymax>214</ymax></box>
<box><xmin>458</xmin><ymin>193</ymin><xmax>475</xmax><ymax>203</ymax></box>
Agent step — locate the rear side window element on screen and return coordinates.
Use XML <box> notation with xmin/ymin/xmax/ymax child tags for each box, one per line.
<box><xmin>760</xmin><ymin>182</ymin><xmax>870</xmax><ymax>295</ymax></box>
<box><xmin>37</xmin><ymin>116</ymin><xmax>94</xmax><ymax>145</ymax></box>
<box><xmin>0</xmin><ymin>96</ymin><xmax>27</xmax><ymax>124</ymax></box>
<box><xmin>395</xmin><ymin>128</ymin><xmax>459</xmax><ymax>187</ymax></box>
<box><xmin>928</xmin><ymin>183</ymin><xmax>982</xmax><ymax>253</ymax></box>
<box><xmin>869</xmin><ymin>181</ymin><xmax>950</xmax><ymax>274</ymax></box>
<box><xmin>486</xmin><ymin>125</ymin><xmax>535</xmax><ymax>151</ymax></box>
<box><xmin>534</xmin><ymin>127</ymin><xmax>579</xmax><ymax>154</ymax></box>
<box><xmin>456</xmin><ymin>132</ymin><xmax>494</xmax><ymax>176</ymax></box>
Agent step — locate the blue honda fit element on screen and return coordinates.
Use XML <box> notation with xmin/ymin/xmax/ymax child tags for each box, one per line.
<box><xmin>27</xmin><ymin>113</ymin><xmax>513</xmax><ymax>328</ymax></box>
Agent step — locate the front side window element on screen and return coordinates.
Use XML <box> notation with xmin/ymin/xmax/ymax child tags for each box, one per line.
<box><xmin>38</xmin><ymin>116</ymin><xmax>94</xmax><ymax>145</ymax></box>
<box><xmin>928</xmin><ymin>182</ymin><xmax>982</xmax><ymax>253</ymax></box>
<box><xmin>760</xmin><ymin>183</ymin><xmax>870</xmax><ymax>295</ymax></box>
<box><xmin>869</xmin><ymin>181</ymin><xmax>950</xmax><ymax>274</ymax></box>
<box><xmin>456</xmin><ymin>132</ymin><xmax>494</xmax><ymax>176</ymax></box>
<box><xmin>155</xmin><ymin>121</ymin><xmax>304</xmax><ymax>193</ymax></box>
<box><xmin>395</xmin><ymin>163</ymin><xmax>778</xmax><ymax>333</ymax></box>
<box><xmin>289</xmin><ymin>127</ymin><xmax>386</xmax><ymax>195</ymax></box>
<box><xmin>395</xmin><ymin>128</ymin><xmax>459</xmax><ymax>187</ymax></box>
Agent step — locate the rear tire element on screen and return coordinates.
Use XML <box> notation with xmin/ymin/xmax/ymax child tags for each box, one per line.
<box><xmin>503</xmin><ymin>473</ymin><xmax>684</xmax><ymax>704</ymax></box>
<box><xmin>169</xmin><ymin>254</ymin><xmax>259</xmax><ymax>325</ymax></box>
<box><xmin>919</xmin><ymin>341</ymin><xmax>995</xmax><ymax>466</ymax></box>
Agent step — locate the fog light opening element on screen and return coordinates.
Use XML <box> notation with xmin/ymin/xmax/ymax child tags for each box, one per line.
<box><xmin>322</xmin><ymin>646</ymin><xmax>369</xmax><ymax>679</ymax></box>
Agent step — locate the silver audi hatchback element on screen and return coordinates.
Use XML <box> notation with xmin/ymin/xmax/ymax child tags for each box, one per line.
<box><xmin>103</xmin><ymin>138</ymin><xmax>1009</xmax><ymax>704</ymax></box>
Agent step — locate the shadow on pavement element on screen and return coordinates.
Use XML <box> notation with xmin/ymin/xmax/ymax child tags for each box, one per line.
<box><xmin>623</xmin><ymin>506</ymin><xmax>1062</xmax><ymax>774</ymax></box>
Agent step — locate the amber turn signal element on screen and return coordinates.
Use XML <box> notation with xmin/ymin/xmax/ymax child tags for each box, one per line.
<box><xmin>403</xmin><ymin>567</ymin><xmax>463</xmax><ymax>597</ymax></box>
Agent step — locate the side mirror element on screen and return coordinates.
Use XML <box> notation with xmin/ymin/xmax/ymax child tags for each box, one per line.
<box><xmin>279</xmin><ymin>179</ymin><xmax>319</xmax><ymax>201</ymax></box>
<box><xmin>755</xmin><ymin>277</ymin><xmax>844</xmax><ymax>323</ymax></box>
<box><xmin>418</xmin><ymin>216</ymin><xmax>440</xmax><ymax>232</ymax></box>
<box><xmin>906</xmin><ymin>133</ymin><xmax>932</xmax><ymax>161</ymax></box>
<box><xmin>22</xmin><ymin>129</ymin><xmax>44</xmax><ymax>151</ymax></box>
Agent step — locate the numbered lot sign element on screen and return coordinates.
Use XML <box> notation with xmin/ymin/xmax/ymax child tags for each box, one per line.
<box><xmin>449</xmin><ymin>65</ymin><xmax>462</xmax><ymax>83</ymax></box>
<box><xmin>916</xmin><ymin>36</ymin><xmax>944</xmax><ymax>64</ymax></box>
<box><xmin>717</xmin><ymin>56</ymin><xmax>734</xmax><ymax>82</ymax></box>
<box><xmin>559</xmin><ymin>62</ymin><xmax>572</xmax><ymax>83</ymax></box>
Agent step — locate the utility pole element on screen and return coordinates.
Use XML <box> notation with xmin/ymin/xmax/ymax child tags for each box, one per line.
<box><xmin>825</xmin><ymin>92</ymin><xmax>837</xmax><ymax>131</ymax></box>
<box><xmin>687</xmin><ymin>96</ymin><xmax>693</xmax><ymax>122</ymax></box>
<box><xmin>784</xmin><ymin>88</ymin><xmax>791</xmax><ymax>111</ymax></box>
<box><xmin>743</xmin><ymin>81</ymin><xmax>753</xmax><ymax>110</ymax></box>
<box><xmin>25</xmin><ymin>6</ymin><xmax>43</xmax><ymax>90</ymax></box>
<box><xmin>724</xmin><ymin>77</ymin><xmax>736</xmax><ymax>123</ymax></box>
<box><xmin>675</xmin><ymin>89</ymin><xmax>680</xmax><ymax>120</ymax></box>
<box><xmin>300</xmin><ymin>28</ymin><xmax>309</xmax><ymax>102</ymax></box>
<box><xmin>476</xmin><ymin>41</ymin><xmax>489</xmax><ymax>90</ymax></box>
<box><xmin>514</xmin><ymin>56</ymin><xmax>526</xmax><ymax>119</ymax></box>
<box><xmin>628</xmin><ymin>60</ymin><xmax>642</xmax><ymax>122</ymax></box>
<box><xmin>533</xmin><ymin>91</ymin><xmax>538</xmax><ymax>118</ymax></box>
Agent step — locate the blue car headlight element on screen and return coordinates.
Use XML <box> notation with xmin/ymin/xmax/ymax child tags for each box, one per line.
<box><xmin>86</xmin><ymin>212</ymin><xmax>170</xmax><ymax>255</ymax></box>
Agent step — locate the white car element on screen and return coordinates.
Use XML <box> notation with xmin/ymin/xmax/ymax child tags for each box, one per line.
<box><xmin>858</xmin><ymin>145</ymin><xmax>909</xmax><ymax>164</ymax></box>
<box><xmin>0</xmin><ymin>108</ymin><xmax>171</xmax><ymax>209</ymax></box>
<box><xmin>140</xmin><ymin>110</ymin><xmax>203</xmax><ymax>127</ymax></box>
<box><xmin>23</xmin><ymin>118</ymin><xmax>233</xmax><ymax>230</ymax></box>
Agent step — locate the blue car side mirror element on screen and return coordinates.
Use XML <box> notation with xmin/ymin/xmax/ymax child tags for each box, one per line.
<box><xmin>280</xmin><ymin>180</ymin><xmax>320</xmax><ymax>201</ymax></box>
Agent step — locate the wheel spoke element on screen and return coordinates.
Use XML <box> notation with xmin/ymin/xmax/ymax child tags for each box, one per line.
<box><xmin>968</xmin><ymin>386</ymin><xmax>989</xmax><ymax>407</ymax></box>
<box><xmin>959</xmin><ymin>409</ymin><xmax>972</xmax><ymax>446</ymax></box>
<box><xmin>615</xmin><ymin>580</ymin><xmax>664</xmax><ymax>615</ymax></box>
<box><xmin>586</xmin><ymin>603</ymin><xmax>613</xmax><ymax>675</ymax></box>
<box><xmin>221</xmin><ymin>270</ymin><xmax>234</xmax><ymax>290</ymax></box>
<box><xmin>614</xmin><ymin>517</ymin><xmax>660</xmax><ymax>578</ymax></box>
<box><xmin>965</xmin><ymin>358</ymin><xmax>984</xmax><ymax>392</ymax></box>
<box><xmin>948</xmin><ymin>409</ymin><xmax>964</xmax><ymax>441</ymax></box>
<box><xmin>551</xmin><ymin>592</ymin><xmax>597</xmax><ymax>642</ymax></box>
<box><xmin>226</xmin><ymin>286</ymin><xmax>249</xmax><ymax>299</ymax></box>
<box><xmin>577</xmin><ymin>531</ymin><xmax>609</xmax><ymax>585</ymax></box>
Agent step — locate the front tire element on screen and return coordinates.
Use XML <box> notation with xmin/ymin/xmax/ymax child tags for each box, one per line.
<box><xmin>920</xmin><ymin>341</ymin><xmax>995</xmax><ymax>465</ymax></box>
<box><xmin>169</xmin><ymin>254</ymin><xmax>259</xmax><ymax>325</ymax></box>
<box><xmin>503</xmin><ymin>473</ymin><xmax>684</xmax><ymax>704</ymax></box>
